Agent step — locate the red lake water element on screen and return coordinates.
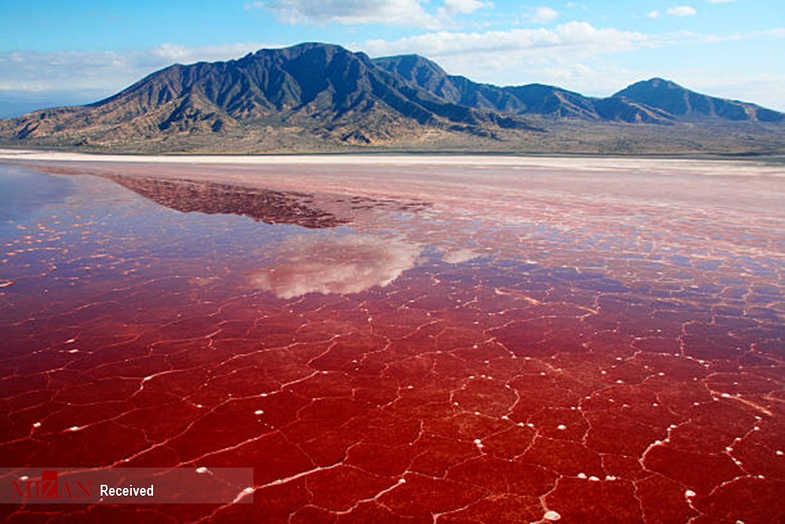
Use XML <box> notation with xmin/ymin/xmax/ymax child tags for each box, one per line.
<box><xmin>0</xmin><ymin>157</ymin><xmax>783</xmax><ymax>523</ymax></box>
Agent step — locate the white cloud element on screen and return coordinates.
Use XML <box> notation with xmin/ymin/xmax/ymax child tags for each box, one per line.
<box><xmin>647</xmin><ymin>10</ymin><xmax>659</xmax><ymax>18</ymax></box>
<box><xmin>151</xmin><ymin>43</ymin><xmax>273</xmax><ymax>63</ymax></box>
<box><xmin>442</xmin><ymin>0</ymin><xmax>488</xmax><ymax>15</ymax></box>
<box><xmin>528</xmin><ymin>6</ymin><xmax>559</xmax><ymax>24</ymax></box>
<box><xmin>251</xmin><ymin>0</ymin><xmax>491</xmax><ymax>28</ymax></box>
<box><xmin>667</xmin><ymin>5</ymin><xmax>697</xmax><ymax>16</ymax></box>
<box><xmin>364</xmin><ymin>22</ymin><xmax>648</xmax><ymax>59</ymax></box>
<box><xmin>254</xmin><ymin>0</ymin><xmax>439</xmax><ymax>28</ymax></box>
<box><xmin>0</xmin><ymin>43</ymin><xmax>272</xmax><ymax>95</ymax></box>
<box><xmin>695</xmin><ymin>27</ymin><xmax>785</xmax><ymax>43</ymax></box>
<box><xmin>685</xmin><ymin>73</ymin><xmax>785</xmax><ymax>110</ymax></box>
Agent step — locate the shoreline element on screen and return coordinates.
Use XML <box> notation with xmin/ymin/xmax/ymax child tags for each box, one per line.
<box><xmin>1</xmin><ymin>148</ymin><xmax>784</xmax><ymax>178</ymax></box>
<box><xmin>2</xmin><ymin>149</ymin><xmax>782</xmax><ymax>221</ymax></box>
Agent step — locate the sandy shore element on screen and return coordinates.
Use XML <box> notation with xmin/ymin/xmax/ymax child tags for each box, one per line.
<box><xmin>1</xmin><ymin>148</ymin><xmax>783</xmax><ymax>177</ymax></box>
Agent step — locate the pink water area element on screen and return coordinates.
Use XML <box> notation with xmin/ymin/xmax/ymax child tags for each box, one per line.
<box><xmin>0</xmin><ymin>159</ymin><xmax>783</xmax><ymax>523</ymax></box>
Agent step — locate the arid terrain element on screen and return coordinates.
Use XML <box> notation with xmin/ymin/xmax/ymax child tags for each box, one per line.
<box><xmin>1</xmin><ymin>44</ymin><xmax>783</xmax><ymax>155</ymax></box>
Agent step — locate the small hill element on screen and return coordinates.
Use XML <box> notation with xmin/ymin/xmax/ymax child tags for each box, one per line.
<box><xmin>613</xmin><ymin>78</ymin><xmax>783</xmax><ymax>122</ymax></box>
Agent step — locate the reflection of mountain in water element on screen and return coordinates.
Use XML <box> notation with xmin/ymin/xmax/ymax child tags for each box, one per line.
<box><xmin>105</xmin><ymin>175</ymin><xmax>346</xmax><ymax>228</ymax></box>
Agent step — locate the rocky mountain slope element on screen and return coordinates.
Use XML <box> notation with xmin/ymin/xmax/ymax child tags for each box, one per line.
<box><xmin>0</xmin><ymin>42</ymin><xmax>782</xmax><ymax>154</ymax></box>
<box><xmin>375</xmin><ymin>54</ymin><xmax>781</xmax><ymax>125</ymax></box>
<box><xmin>612</xmin><ymin>77</ymin><xmax>783</xmax><ymax>122</ymax></box>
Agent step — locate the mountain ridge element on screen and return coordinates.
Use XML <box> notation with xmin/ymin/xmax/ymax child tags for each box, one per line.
<box><xmin>612</xmin><ymin>77</ymin><xmax>783</xmax><ymax>122</ymax></box>
<box><xmin>0</xmin><ymin>42</ymin><xmax>782</xmax><ymax>154</ymax></box>
<box><xmin>374</xmin><ymin>54</ymin><xmax>781</xmax><ymax>125</ymax></box>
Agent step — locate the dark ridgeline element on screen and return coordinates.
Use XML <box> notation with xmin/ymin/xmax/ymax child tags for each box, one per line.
<box><xmin>375</xmin><ymin>54</ymin><xmax>782</xmax><ymax>124</ymax></box>
<box><xmin>612</xmin><ymin>78</ymin><xmax>784</xmax><ymax>122</ymax></box>
<box><xmin>0</xmin><ymin>42</ymin><xmax>782</xmax><ymax>152</ymax></box>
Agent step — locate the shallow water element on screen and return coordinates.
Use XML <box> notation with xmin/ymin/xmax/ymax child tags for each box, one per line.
<box><xmin>0</xmin><ymin>162</ymin><xmax>783</xmax><ymax>523</ymax></box>
<box><xmin>0</xmin><ymin>167</ymin><xmax>75</xmax><ymax>224</ymax></box>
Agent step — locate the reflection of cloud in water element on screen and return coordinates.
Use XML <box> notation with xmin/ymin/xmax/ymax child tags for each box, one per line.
<box><xmin>442</xmin><ymin>248</ymin><xmax>481</xmax><ymax>264</ymax></box>
<box><xmin>253</xmin><ymin>234</ymin><xmax>421</xmax><ymax>298</ymax></box>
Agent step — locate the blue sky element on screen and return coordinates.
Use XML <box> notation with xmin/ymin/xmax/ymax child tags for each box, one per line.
<box><xmin>1</xmin><ymin>0</ymin><xmax>783</xmax><ymax>111</ymax></box>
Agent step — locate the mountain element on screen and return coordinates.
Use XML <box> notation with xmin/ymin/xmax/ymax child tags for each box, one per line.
<box><xmin>0</xmin><ymin>43</ymin><xmax>783</xmax><ymax>154</ymax></box>
<box><xmin>374</xmin><ymin>54</ymin><xmax>781</xmax><ymax>125</ymax></box>
<box><xmin>613</xmin><ymin>78</ymin><xmax>783</xmax><ymax>123</ymax></box>
<box><xmin>373</xmin><ymin>55</ymin><xmax>527</xmax><ymax>114</ymax></box>
<box><xmin>0</xmin><ymin>43</ymin><xmax>533</xmax><ymax>150</ymax></box>
<box><xmin>374</xmin><ymin>54</ymin><xmax>672</xmax><ymax>122</ymax></box>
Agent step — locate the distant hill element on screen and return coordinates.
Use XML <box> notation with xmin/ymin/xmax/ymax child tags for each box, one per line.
<box><xmin>612</xmin><ymin>77</ymin><xmax>783</xmax><ymax>123</ymax></box>
<box><xmin>375</xmin><ymin>54</ymin><xmax>782</xmax><ymax>125</ymax></box>
<box><xmin>0</xmin><ymin>42</ymin><xmax>782</xmax><ymax>154</ymax></box>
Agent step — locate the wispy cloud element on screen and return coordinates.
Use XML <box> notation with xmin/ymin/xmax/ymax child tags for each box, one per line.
<box><xmin>647</xmin><ymin>11</ymin><xmax>659</xmax><ymax>19</ymax></box>
<box><xmin>258</xmin><ymin>0</ymin><xmax>435</xmax><ymax>27</ymax></box>
<box><xmin>364</xmin><ymin>22</ymin><xmax>649</xmax><ymax>59</ymax></box>
<box><xmin>528</xmin><ymin>7</ymin><xmax>559</xmax><ymax>24</ymax></box>
<box><xmin>247</xmin><ymin>0</ymin><xmax>489</xmax><ymax>28</ymax></box>
<box><xmin>0</xmin><ymin>43</ymin><xmax>272</xmax><ymax>94</ymax></box>
<box><xmin>667</xmin><ymin>5</ymin><xmax>697</xmax><ymax>16</ymax></box>
<box><xmin>441</xmin><ymin>0</ymin><xmax>488</xmax><ymax>15</ymax></box>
